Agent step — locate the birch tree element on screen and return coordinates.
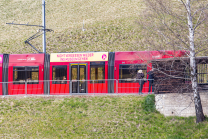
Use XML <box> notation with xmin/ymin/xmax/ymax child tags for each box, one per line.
<box><xmin>137</xmin><ymin>0</ymin><xmax>208</xmax><ymax>123</ymax></box>
<box><xmin>186</xmin><ymin>0</ymin><xmax>205</xmax><ymax>123</ymax></box>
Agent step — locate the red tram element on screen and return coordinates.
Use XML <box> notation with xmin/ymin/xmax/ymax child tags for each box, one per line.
<box><xmin>0</xmin><ymin>55</ymin><xmax>3</xmax><ymax>95</ymax></box>
<box><xmin>0</xmin><ymin>50</ymin><xmax>187</xmax><ymax>95</ymax></box>
<box><xmin>8</xmin><ymin>54</ymin><xmax>45</xmax><ymax>95</ymax></box>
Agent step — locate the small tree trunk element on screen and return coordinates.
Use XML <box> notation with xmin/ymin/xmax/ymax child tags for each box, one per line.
<box><xmin>187</xmin><ymin>0</ymin><xmax>205</xmax><ymax>123</ymax></box>
<box><xmin>190</xmin><ymin>56</ymin><xmax>205</xmax><ymax>123</ymax></box>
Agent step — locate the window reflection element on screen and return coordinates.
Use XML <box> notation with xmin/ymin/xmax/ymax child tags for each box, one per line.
<box><xmin>13</xmin><ymin>66</ymin><xmax>39</xmax><ymax>84</ymax></box>
<box><xmin>52</xmin><ymin>66</ymin><xmax>67</xmax><ymax>84</ymax></box>
<box><xmin>90</xmin><ymin>62</ymin><xmax>105</xmax><ymax>83</ymax></box>
<box><xmin>119</xmin><ymin>64</ymin><xmax>147</xmax><ymax>83</ymax></box>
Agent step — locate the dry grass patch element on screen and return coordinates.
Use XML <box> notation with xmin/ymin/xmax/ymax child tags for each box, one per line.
<box><xmin>0</xmin><ymin>0</ymin><xmax>145</xmax><ymax>54</ymax></box>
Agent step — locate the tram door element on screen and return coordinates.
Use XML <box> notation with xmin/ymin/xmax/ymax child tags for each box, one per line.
<box><xmin>70</xmin><ymin>64</ymin><xmax>87</xmax><ymax>93</ymax></box>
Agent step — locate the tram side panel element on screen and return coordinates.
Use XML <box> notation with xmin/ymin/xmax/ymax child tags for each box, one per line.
<box><xmin>0</xmin><ymin>55</ymin><xmax>3</xmax><ymax>95</ymax></box>
<box><xmin>114</xmin><ymin>50</ymin><xmax>188</xmax><ymax>94</ymax></box>
<box><xmin>8</xmin><ymin>54</ymin><xmax>45</xmax><ymax>95</ymax></box>
<box><xmin>49</xmin><ymin>62</ymin><xmax>69</xmax><ymax>95</ymax></box>
<box><xmin>88</xmin><ymin>61</ymin><xmax>108</xmax><ymax>93</ymax></box>
<box><xmin>50</xmin><ymin>61</ymin><xmax>108</xmax><ymax>94</ymax></box>
<box><xmin>114</xmin><ymin>61</ymin><xmax>151</xmax><ymax>94</ymax></box>
<box><xmin>50</xmin><ymin>52</ymin><xmax>109</xmax><ymax>94</ymax></box>
<box><xmin>114</xmin><ymin>51</ymin><xmax>154</xmax><ymax>94</ymax></box>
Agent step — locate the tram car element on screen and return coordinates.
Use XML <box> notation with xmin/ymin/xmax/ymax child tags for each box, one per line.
<box><xmin>0</xmin><ymin>50</ymin><xmax>187</xmax><ymax>95</ymax></box>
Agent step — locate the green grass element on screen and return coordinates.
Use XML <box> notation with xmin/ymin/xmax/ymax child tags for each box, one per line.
<box><xmin>0</xmin><ymin>95</ymin><xmax>207</xmax><ymax>138</ymax></box>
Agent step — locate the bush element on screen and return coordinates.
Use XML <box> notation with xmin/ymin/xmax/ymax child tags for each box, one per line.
<box><xmin>141</xmin><ymin>94</ymin><xmax>156</xmax><ymax>112</ymax></box>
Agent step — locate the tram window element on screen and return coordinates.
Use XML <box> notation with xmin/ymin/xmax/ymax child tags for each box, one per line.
<box><xmin>52</xmin><ymin>65</ymin><xmax>67</xmax><ymax>84</ymax></box>
<box><xmin>13</xmin><ymin>66</ymin><xmax>39</xmax><ymax>84</ymax></box>
<box><xmin>119</xmin><ymin>64</ymin><xmax>147</xmax><ymax>83</ymax></box>
<box><xmin>90</xmin><ymin>62</ymin><xmax>105</xmax><ymax>83</ymax></box>
<box><xmin>197</xmin><ymin>64</ymin><xmax>208</xmax><ymax>84</ymax></box>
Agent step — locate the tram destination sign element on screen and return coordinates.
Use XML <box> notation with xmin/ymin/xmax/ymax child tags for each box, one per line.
<box><xmin>50</xmin><ymin>52</ymin><xmax>108</xmax><ymax>62</ymax></box>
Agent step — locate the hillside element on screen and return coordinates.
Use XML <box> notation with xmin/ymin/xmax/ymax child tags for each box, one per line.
<box><xmin>0</xmin><ymin>95</ymin><xmax>208</xmax><ymax>138</ymax></box>
<box><xmin>0</xmin><ymin>0</ymin><xmax>145</xmax><ymax>54</ymax></box>
<box><xmin>1</xmin><ymin>0</ymin><xmax>207</xmax><ymax>56</ymax></box>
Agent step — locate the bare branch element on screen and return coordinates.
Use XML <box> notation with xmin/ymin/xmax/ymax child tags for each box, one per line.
<box><xmin>139</xmin><ymin>0</ymin><xmax>206</xmax><ymax>122</ymax></box>
<box><xmin>194</xmin><ymin>11</ymin><xmax>208</xmax><ymax>30</ymax></box>
<box><xmin>193</xmin><ymin>3</ymin><xmax>208</xmax><ymax>16</ymax></box>
<box><xmin>160</xmin><ymin>21</ymin><xmax>189</xmax><ymax>48</ymax></box>
<box><xmin>180</xmin><ymin>0</ymin><xmax>189</xmax><ymax>13</ymax></box>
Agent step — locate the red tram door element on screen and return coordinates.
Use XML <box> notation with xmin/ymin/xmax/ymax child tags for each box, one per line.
<box><xmin>70</xmin><ymin>63</ymin><xmax>87</xmax><ymax>94</ymax></box>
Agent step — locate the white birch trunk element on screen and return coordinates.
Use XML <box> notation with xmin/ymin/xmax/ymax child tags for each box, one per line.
<box><xmin>186</xmin><ymin>0</ymin><xmax>205</xmax><ymax>123</ymax></box>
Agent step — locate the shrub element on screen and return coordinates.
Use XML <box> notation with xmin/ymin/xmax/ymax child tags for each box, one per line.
<box><xmin>141</xmin><ymin>94</ymin><xmax>156</xmax><ymax>112</ymax></box>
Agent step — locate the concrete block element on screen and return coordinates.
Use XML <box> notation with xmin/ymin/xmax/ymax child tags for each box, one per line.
<box><xmin>155</xmin><ymin>92</ymin><xmax>208</xmax><ymax>117</ymax></box>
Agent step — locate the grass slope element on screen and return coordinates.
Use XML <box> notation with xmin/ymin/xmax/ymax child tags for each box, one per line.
<box><xmin>0</xmin><ymin>95</ymin><xmax>208</xmax><ymax>138</ymax></box>
<box><xmin>0</xmin><ymin>0</ymin><xmax>145</xmax><ymax>54</ymax></box>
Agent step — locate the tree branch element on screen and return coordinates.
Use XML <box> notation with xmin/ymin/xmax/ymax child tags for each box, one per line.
<box><xmin>194</xmin><ymin>11</ymin><xmax>208</xmax><ymax>30</ymax></box>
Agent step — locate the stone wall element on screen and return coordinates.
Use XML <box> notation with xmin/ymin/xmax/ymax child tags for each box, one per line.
<box><xmin>155</xmin><ymin>92</ymin><xmax>208</xmax><ymax>117</ymax></box>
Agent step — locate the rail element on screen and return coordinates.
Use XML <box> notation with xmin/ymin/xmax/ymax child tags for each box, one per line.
<box><xmin>0</xmin><ymin>79</ymin><xmax>154</xmax><ymax>96</ymax></box>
